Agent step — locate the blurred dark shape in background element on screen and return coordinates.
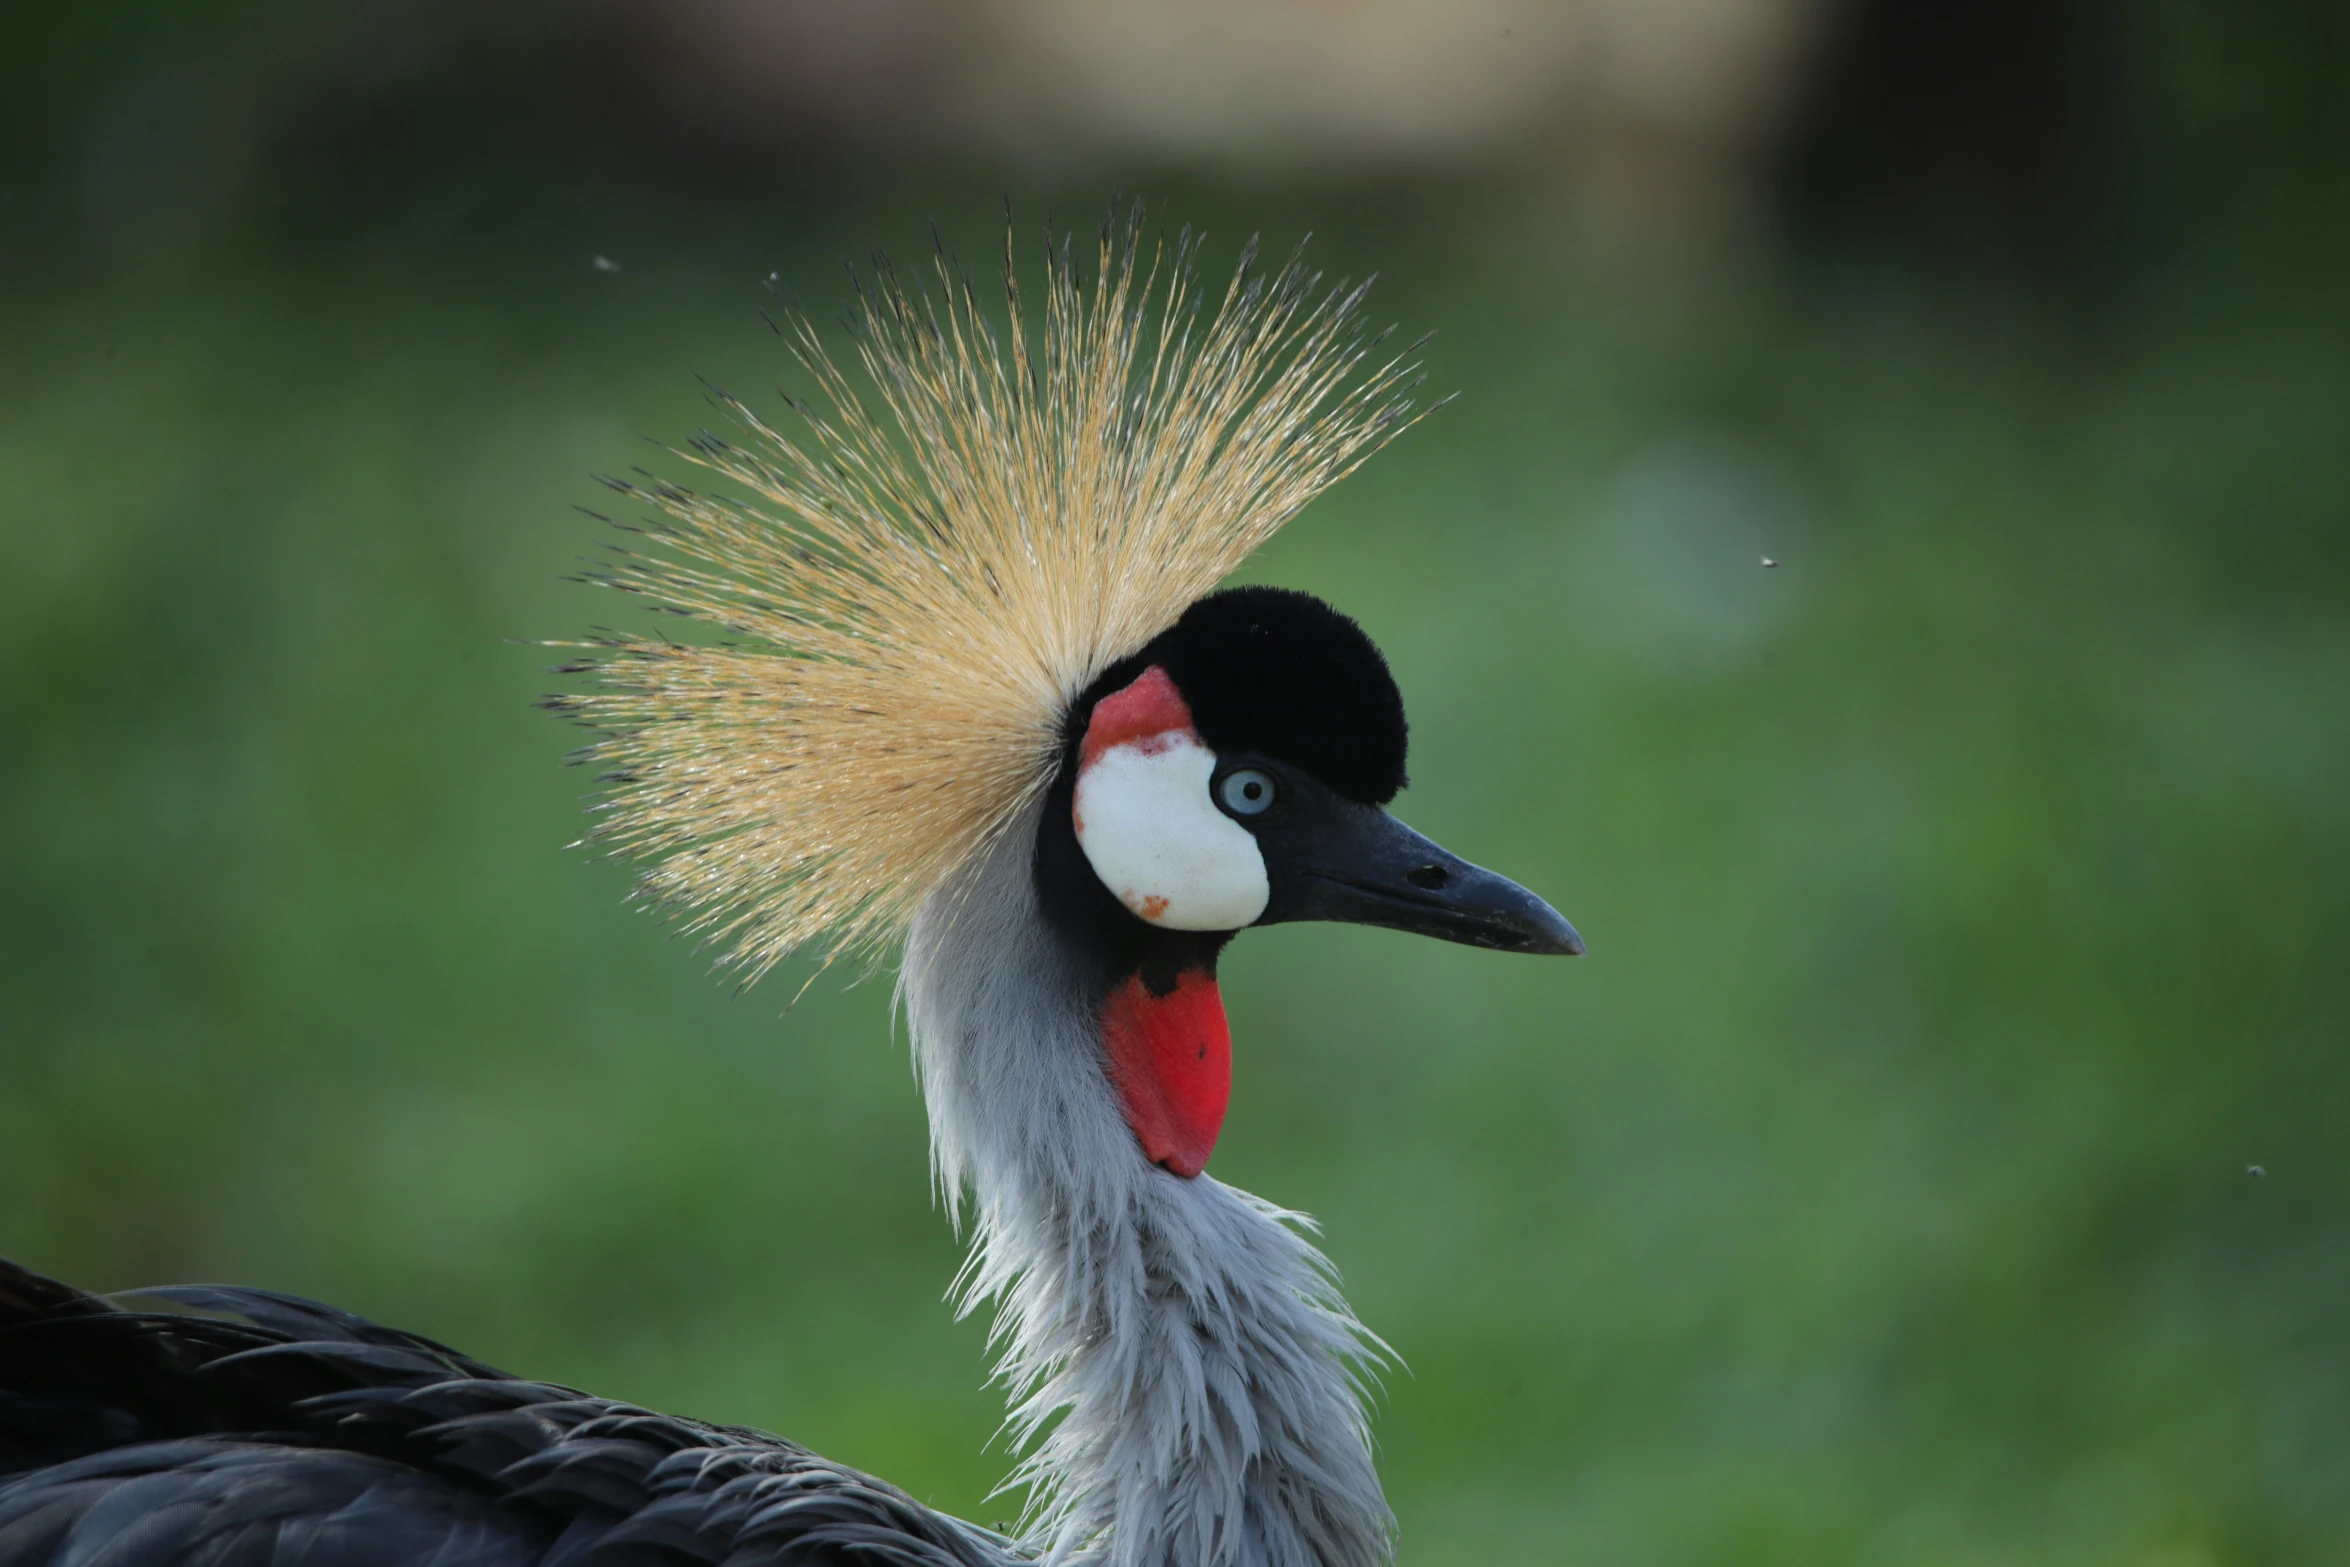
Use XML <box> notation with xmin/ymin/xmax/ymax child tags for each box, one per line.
<box><xmin>516</xmin><ymin>0</ymin><xmax>1818</xmax><ymax>249</ymax></box>
<box><xmin>4</xmin><ymin>1</ymin><xmax>2348</xmax><ymax>1563</ymax></box>
<box><xmin>1778</xmin><ymin>0</ymin><xmax>2117</xmax><ymax>273</ymax></box>
<box><xmin>10</xmin><ymin>0</ymin><xmax>2346</xmax><ymax>272</ymax></box>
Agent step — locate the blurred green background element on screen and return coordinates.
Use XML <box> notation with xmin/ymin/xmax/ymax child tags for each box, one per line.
<box><xmin>4</xmin><ymin>2</ymin><xmax>2348</xmax><ymax>1563</ymax></box>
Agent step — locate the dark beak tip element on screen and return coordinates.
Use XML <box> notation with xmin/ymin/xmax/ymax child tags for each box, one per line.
<box><xmin>1533</xmin><ymin>910</ymin><xmax>1586</xmax><ymax>957</ymax></box>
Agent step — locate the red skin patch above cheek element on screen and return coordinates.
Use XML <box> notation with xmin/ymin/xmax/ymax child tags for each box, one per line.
<box><xmin>1080</xmin><ymin>664</ymin><xmax>1197</xmax><ymax>769</ymax></box>
<box><xmin>1100</xmin><ymin>971</ymin><xmax>1231</xmax><ymax>1179</ymax></box>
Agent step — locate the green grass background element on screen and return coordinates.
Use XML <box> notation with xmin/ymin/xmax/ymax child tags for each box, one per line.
<box><xmin>5</xmin><ymin>20</ymin><xmax>2350</xmax><ymax>1560</ymax></box>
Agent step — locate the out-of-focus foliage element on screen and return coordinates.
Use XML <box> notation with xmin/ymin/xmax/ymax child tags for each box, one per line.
<box><xmin>3</xmin><ymin>3</ymin><xmax>2348</xmax><ymax>1564</ymax></box>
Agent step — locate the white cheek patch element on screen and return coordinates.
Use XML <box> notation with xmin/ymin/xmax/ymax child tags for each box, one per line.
<box><xmin>1073</xmin><ymin>735</ymin><xmax>1270</xmax><ymax>931</ymax></box>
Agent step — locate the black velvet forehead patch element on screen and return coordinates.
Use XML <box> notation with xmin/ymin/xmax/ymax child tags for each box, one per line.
<box><xmin>1100</xmin><ymin>585</ymin><xmax>1410</xmax><ymax>805</ymax></box>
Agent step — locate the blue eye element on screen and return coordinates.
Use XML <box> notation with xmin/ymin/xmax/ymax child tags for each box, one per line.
<box><xmin>1217</xmin><ymin>768</ymin><xmax>1276</xmax><ymax>816</ymax></box>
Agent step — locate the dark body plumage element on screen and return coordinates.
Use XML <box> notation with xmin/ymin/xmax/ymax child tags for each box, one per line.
<box><xmin>0</xmin><ymin>1259</ymin><xmax>1013</xmax><ymax>1567</ymax></box>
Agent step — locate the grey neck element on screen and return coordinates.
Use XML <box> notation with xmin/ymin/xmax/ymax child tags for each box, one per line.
<box><xmin>899</xmin><ymin>802</ymin><xmax>1394</xmax><ymax>1567</ymax></box>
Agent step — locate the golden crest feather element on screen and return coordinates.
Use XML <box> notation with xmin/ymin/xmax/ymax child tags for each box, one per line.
<box><xmin>552</xmin><ymin>207</ymin><xmax>1430</xmax><ymax>978</ymax></box>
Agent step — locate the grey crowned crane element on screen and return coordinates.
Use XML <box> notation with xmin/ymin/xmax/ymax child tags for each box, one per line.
<box><xmin>0</xmin><ymin>213</ymin><xmax>1581</xmax><ymax>1567</ymax></box>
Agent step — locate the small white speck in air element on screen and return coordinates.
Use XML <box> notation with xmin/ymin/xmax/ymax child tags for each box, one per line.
<box><xmin>1760</xmin><ymin>555</ymin><xmax>1779</xmax><ymax>568</ymax></box>
<box><xmin>592</xmin><ymin>255</ymin><xmax>622</xmax><ymax>273</ymax></box>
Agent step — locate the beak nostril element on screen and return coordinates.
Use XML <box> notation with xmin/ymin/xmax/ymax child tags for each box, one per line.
<box><xmin>1405</xmin><ymin>864</ymin><xmax>1450</xmax><ymax>891</ymax></box>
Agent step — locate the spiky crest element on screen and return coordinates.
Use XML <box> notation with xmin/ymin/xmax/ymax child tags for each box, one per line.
<box><xmin>554</xmin><ymin>205</ymin><xmax>1428</xmax><ymax>976</ymax></box>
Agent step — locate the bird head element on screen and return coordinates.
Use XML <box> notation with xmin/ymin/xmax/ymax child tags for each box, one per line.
<box><xmin>1034</xmin><ymin>584</ymin><xmax>1580</xmax><ymax>1176</ymax></box>
<box><xmin>553</xmin><ymin>211</ymin><xmax>1579</xmax><ymax>1179</ymax></box>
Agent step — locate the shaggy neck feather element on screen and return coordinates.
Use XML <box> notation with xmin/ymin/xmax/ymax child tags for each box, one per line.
<box><xmin>899</xmin><ymin>805</ymin><xmax>1393</xmax><ymax>1567</ymax></box>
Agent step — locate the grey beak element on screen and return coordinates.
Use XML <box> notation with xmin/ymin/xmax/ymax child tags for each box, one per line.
<box><xmin>1254</xmin><ymin>786</ymin><xmax>1584</xmax><ymax>956</ymax></box>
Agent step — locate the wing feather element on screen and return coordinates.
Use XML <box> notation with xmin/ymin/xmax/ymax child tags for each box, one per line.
<box><xmin>0</xmin><ymin>1260</ymin><xmax>1017</xmax><ymax>1567</ymax></box>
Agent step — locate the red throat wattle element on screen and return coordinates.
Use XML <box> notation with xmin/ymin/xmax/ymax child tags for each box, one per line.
<box><xmin>1100</xmin><ymin>971</ymin><xmax>1231</xmax><ymax>1178</ymax></box>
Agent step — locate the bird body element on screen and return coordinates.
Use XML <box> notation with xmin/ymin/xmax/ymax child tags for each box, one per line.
<box><xmin>0</xmin><ymin>209</ymin><xmax>1579</xmax><ymax>1567</ymax></box>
